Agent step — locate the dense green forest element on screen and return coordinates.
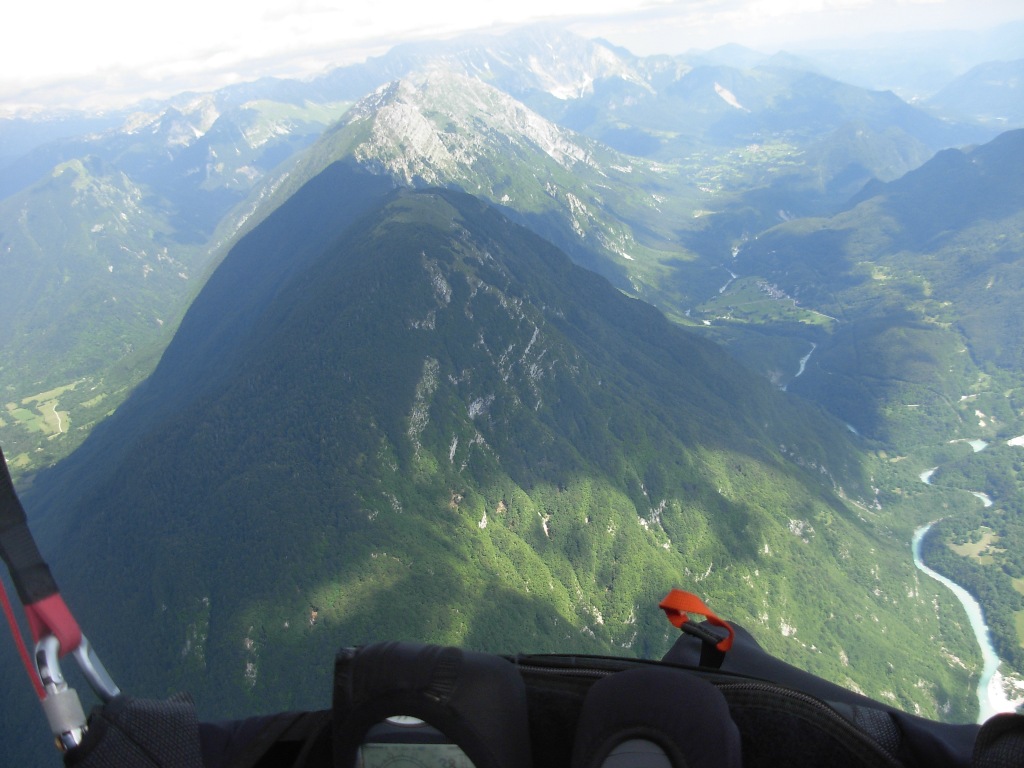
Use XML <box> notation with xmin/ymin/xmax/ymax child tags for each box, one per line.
<box><xmin>707</xmin><ymin>132</ymin><xmax>1024</xmax><ymax>692</ymax></box>
<box><xmin>9</xmin><ymin>190</ymin><xmax>981</xmax><ymax>736</ymax></box>
<box><xmin>3</xmin><ymin>29</ymin><xmax>1023</xmax><ymax>766</ymax></box>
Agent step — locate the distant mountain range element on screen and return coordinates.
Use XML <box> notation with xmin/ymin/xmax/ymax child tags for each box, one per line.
<box><xmin>0</xmin><ymin>93</ymin><xmax>349</xmax><ymax>470</ymax></box>
<box><xmin>925</xmin><ymin>59</ymin><xmax>1024</xmax><ymax>128</ymax></box>
<box><xmin>780</xmin><ymin>21</ymin><xmax>1024</xmax><ymax>99</ymax></box>
<box><xmin>3</xmin><ymin>26</ymin><xmax>1015</xmax><ymax>477</ymax></box>
<box><xmin>727</xmin><ymin>128</ymin><xmax>1024</xmax><ymax>444</ymax></box>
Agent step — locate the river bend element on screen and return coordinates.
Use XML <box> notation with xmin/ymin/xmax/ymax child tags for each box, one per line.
<box><xmin>912</xmin><ymin>523</ymin><xmax>1003</xmax><ymax>723</ymax></box>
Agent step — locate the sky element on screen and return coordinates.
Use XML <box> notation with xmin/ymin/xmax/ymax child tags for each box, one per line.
<box><xmin>3</xmin><ymin>0</ymin><xmax>1023</xmax><ymax>116</ymax></box>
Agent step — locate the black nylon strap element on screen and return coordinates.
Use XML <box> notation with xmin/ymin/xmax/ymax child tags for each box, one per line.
<box><xmin>0</xmin><ymin>447</ymin><xmax>59</xmax><ymax>604</ymax></box>
<box><xmin>680</xmin><ymin>619</ymin><xmax>727</xmax><ymax>669</ymax></box>
<box><xmin>219</xmin><ymin>710</ymin><xmax>331</xmax><ymax>768</ymax></box>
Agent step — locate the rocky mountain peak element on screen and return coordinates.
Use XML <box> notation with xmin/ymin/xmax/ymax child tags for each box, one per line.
<box><xmin>335</xmin><ymin>71</ymin><xmax>599</xmax><ymax>186</ymax></box>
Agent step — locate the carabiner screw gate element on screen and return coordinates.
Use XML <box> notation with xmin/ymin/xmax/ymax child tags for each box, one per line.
<box><xmin>35</xmin><ymin>635</ymin><xmax>88</xmax><ymax>751</ymax></box>
<box><xmin>35</xmin><ymin>633</ymin><xmax>121</xmax><ymax>752</ymax></box>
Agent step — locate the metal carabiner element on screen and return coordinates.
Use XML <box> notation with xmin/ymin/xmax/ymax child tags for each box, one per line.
<box><xmin>36</xmin><ymin>633</ymin><xmax>121</xmax><ymax>702</ymax></box>
<box><xmin>71</xmin><ymin>635</ymin><xmax>121</xmax><ymax>702</ymax></box>
<box><xmin>35</xmin><ymin>634</ymin><xmax>121</xmax><ymax>752</ymax></box>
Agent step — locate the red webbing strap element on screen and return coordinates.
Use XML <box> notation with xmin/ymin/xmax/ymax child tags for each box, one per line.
<box><xmin>659</xmin><ymin>588</ymin><xmax>735</xmax><ymax>652</ymax></box>
<box><xmin>1</xmin><ymin>575</ymin><xmax>45</xmax><ymax>699</ymax></box>
<box><xmin>25</xmin><ymin>593</ymin><xmax>82</xmax><ymax>652</ymax></box>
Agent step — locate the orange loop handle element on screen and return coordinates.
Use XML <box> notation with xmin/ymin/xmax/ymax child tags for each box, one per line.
<box><xmin>659</xmin><ymin>589</ymin><xmax>734</xmax><ymax>652</ymax></box>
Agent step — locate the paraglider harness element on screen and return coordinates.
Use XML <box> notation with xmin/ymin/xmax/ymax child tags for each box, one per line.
<box><xmin>3</xmin><ymin>446</ymin><xmax>1023</xmax><ymax>768</ymax></box>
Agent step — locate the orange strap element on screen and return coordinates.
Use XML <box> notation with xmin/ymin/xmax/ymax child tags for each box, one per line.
<box><xmin>659</xmin><ymin>589</ymin><xmax>734</xmax><ymax>652</ymax></box>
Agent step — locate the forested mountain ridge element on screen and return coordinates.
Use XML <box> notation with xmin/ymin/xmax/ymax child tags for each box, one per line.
<box><xmin>0</xmin><ymin>94</ymin><xmax>349</xmax><ymax>473</ymax></box>
<box><xmin>244</xmin><ymin>70</ymin><xmax>701</xmax><ymax>304</ymax></box>
<box><xmin>725</xmin><ymin>128</ymin><xmax>1024</xmax><ymax>444</ymax></box>
<box><xmin>1</xmin><ymin>187</ymin><xmax>982</xmax><ymax>768</ymax></box>
<box><xmin>709</xmin><ymin>130</ymin><xmax>1024</xmax><ymax>681</ymax></box>
<box><xmin>3</xmin><ymin>22</ymin><xmax>1023</xmax><ymax>766</ymax></box>
<box><xmin>0</xmin><ymin>25</ymin><xmax>1006</xmax><ymax>478</ymax></box>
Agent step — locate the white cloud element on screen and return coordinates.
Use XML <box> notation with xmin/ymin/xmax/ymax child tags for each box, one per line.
<box><xmin>570</xmin><ymin>0</ymin><xmax>1022</xmax><ymax>56</ymax></box>
<box><xmin>1</xmin><ymin>0</ymin><xmax>1021</xmax><ymax>114</ymax></box>
<box><xmin>2</xmin><ymin>1</ymin><xmax>661</xmax><ymax>112</ymax></box>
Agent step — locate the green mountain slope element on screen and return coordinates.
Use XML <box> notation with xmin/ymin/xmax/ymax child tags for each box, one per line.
<box><xmin>1</xmin><ymin>25</ymin><xmax>997</xmax><ymax>480</ymax></box>
<box><xmin>925</xmin><ymin>59</ymin><xmax>1024</xmax><ymax>129</ymax></box>
<box><xmin>232</xmin><ymin>70</ymin><xmax>716</xmax><ymax>316</ymax></box>
<box><xmin>240</xmin><ymin>68</ymin><xmax>920</xmax><ymax>330</ymax></box>
<box><xmin>7</xmin><ymin>185</ymin><xmax>980</xmax><ymax>755</ymax></box>
<box><xmin>0</xmin><ymin>95</ymin><xmax>349</xmax><ymax>476</ymax></box>
<box><xmin>725</xmin><ymin>129</ymin><xmax>1024</xmax><ymax>445</ymax></box>
<box><xmin>705</xmin><ymin>130</ymin><xmax>1024</xmax><ymax>680</ymax></box>
<box><xmin>0</xmin><ymin>156</ymin><xmax>195</xmax><ymax>471</ymax></box>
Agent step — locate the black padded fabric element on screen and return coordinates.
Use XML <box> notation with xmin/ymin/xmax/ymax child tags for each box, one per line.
<box><xmin>570</xmin><ymin>666</ymin><xmax>742</xmax><ymax>768</ymax></box>
<box><xmin>721</xmin><ymin>686</ymin><xmax>903</xmax><ymax>768</ymax></box>
<box><xmin>843</xmin><ymin>704</ymin><xmax>904</xmax><ymax>758</ymax></box>
<box><xmin>664</xmin><ymin>620</ymin><xmax>981</xmax><ymax>767</ymax></box>
<box><xmin>972</xmin><ymin>714</ymin><xmax>1024</xmax><ymax>768</ymax></box>
<box><xmin>64</xmin><ymin>693</ymin><xmax>204</xmax><ymax>768</ymax></box>
<box><xmin>332</xmin><ymin>642</ymin><xmax>532</xmax><ymax>768</ymax></box>
<box><xmin>53</xmin><ymin>624</ymin><xmax>1020</xmax><ymax>768</ymax></box>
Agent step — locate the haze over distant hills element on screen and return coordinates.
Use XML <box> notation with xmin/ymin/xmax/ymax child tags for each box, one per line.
<box><xmin>925</xmin><ymin>59</ymin><xmax>1024</xmax><ymax>127</ymax></box>
<box><xmin>780</xmin><ymin>21</ymin><xmax>1024</xmax><ymax>99</ymax></box>
<box><xmin>2</xmin><ymin>20</ymin><xmax>1024</xmax><ymax>767</ymax></box>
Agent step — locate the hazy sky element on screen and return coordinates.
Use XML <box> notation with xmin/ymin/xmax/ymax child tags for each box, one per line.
<box><xmin>3</xmin><ymin>0</ymin><xmax>1022</xmax><ymax>115</ymax></box>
